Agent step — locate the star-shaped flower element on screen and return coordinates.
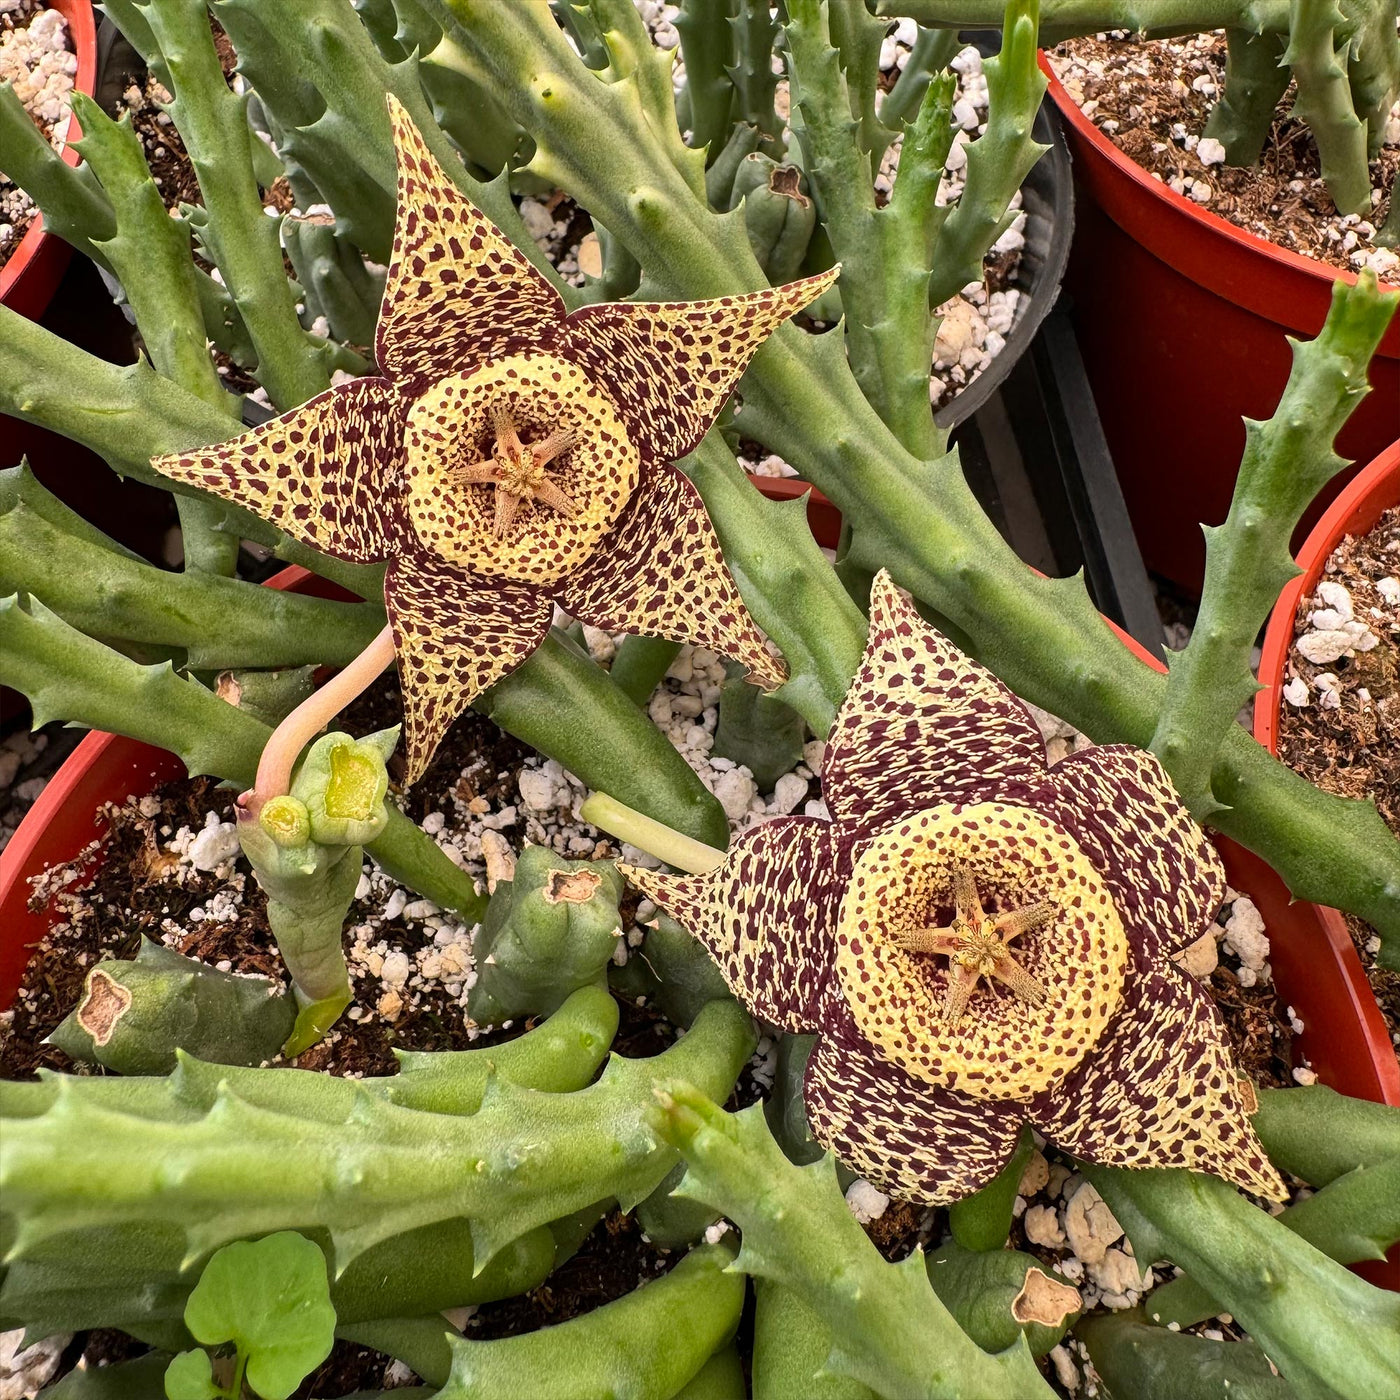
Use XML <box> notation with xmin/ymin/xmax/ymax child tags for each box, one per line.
<box><xmin>152</xmin><ymin>96</ymin><xmax>837</xmax><ymax>784</ymax></box>
<box><xmin>625</xmin><ymin>573</ymin><xmax>1285</xmax><ymax>1204</ymax></box>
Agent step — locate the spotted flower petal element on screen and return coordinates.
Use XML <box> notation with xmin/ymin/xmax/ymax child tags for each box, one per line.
<box><xmin>553</xmin><ymin>465</ymin><xmax>786</xmax><ymax>689</ymax></box>
<box><xmin>622</xmin><ymin>817</ymin><xmax>852</xmax><ymax>1033</ymax></box>
<box><xmin>805</xmin><ymin>1009</ymin><xmax>1027</xmax><ymax>1203</ymax></box>
<box><xmin>1037</xmin><ymin>746</ymin><xmax>1227</xmax><ymax>957</ymax></box>
<box><xmin>1030</xmin><ymin>958</ymin><xmax>1284</xmax><ymax>1199</ymax></box>
<box><xmin>822</xmin><ymin>571</ymin><xmax>1046</xmax><ymax>833</ymax></box>
<box><xmin>151</xmin><ymin>380</ymin><xmax>409</xmax><ymax>564</ymax></box>
<box><xmin>545</xmin><ymin>269</ymin><xmax>839</xmax><ymax>463</ymax></box>
<box><xmin>384</xmin><ymin>553</ymin><xmax>552</xmax><ymax>786</ymax></box>
<box><xmin>378</xmin><ymin>94</ymin><xmax>565</xmax><ymax>388</ymax></box>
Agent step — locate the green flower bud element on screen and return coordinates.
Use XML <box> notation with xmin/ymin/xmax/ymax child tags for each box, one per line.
<box><xmin>290</xmin><ymin>727</ymin><xmax>399</xmax><ymax>848</ymax></box>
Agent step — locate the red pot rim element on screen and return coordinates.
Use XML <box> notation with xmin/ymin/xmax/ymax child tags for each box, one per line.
<box><xmin>0</xmin><ymin>0</ymin><xmax>98</xmax><ymax>311</ymax></box>
<box><xmin>1254</xmin><ymin>441</ymin><xmax>1400</xmax><ymax>753</ymax></box>
<box><xmin>1040</xmin><ymin>55</ymin><xmax>1400</xmax><ymax>352</ymax></box>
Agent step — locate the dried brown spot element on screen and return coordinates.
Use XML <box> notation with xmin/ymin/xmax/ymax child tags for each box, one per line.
<box><xmin>769</xmin><ymin>164</ymin><xmax>810</xmax><ymax>207</ymax></box>
<box><xmin>1237</xmin><ymin>1077</ymin><xmax>1259</xmax><ymax>1116</ymax></box>
<box><xmin>215</xmin><ymin>671</ymin><xmax>243</xmax><ymax>707</ymax></box>
<box><xmin>1011</xmin><ymin>1267</ymin><xmax>1080</xmax><ymax>1328</ymax></box>
<box><xmin>544</xmin><ymin>868</ymin><xmax>603</xmax><ymax>904</ymax></box>
<box><xmin>76</xmin><ymin>970</ymin><xmax>133</xmax><ymax>1046</ymax></box>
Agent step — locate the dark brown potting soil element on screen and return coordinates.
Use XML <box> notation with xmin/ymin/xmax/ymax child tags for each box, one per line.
<box><xmin>1210</xmin><ymin>962</ymin><xmax>1296</xmax><ymax>1090</ymax></box>
<box><xmin>1276</xmin><ymin>505</ymin><xmax>1400</xmax><ymax>1047</ymax></box>
<box><xmin>1049</xmin><ymin>32</ymin><xmax>1399</xmax><ymax>275</ymax></box>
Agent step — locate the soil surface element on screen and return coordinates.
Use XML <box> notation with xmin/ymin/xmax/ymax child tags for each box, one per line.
<box><xmin>1049</xmin><ymin>31</ymin><xmax>1399</xmax><ymax>276</ymax></box>
<box><xmin>1275</xmin><ymin>505</ymin><xmax>1400</xmax><ymax>1048</ymax></box>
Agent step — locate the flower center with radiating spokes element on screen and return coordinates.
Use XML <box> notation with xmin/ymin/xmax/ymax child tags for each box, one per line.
<box><xmin>892</xmin><ymin>862</ymin><xmax>1056</xmax><ymax>1026</ymax></box>
<box><xmin>833</xmin><ymin>802</ymin><xmax>1129</xmax><ymax>1101</ymax></box>
<box><xmin>403</xmin><ymin>353</ymin><xmax>640</xmax><ymax>586</ymax></box>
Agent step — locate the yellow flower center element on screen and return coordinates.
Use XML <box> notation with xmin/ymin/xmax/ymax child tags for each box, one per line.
<box><xmin>402</xmin><ymin>353</ymin><xmax>640</xmax><ymax>586</ymax></box>
<box><xmin>833</xmin><ymin>802</ymin><xmax>1129</xmax><ymax>1101</ymax></box>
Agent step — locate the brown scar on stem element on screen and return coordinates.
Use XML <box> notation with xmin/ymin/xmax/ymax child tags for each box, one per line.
<box><xmin>1238</xmin><ymin>1077</ymin><xmax>1260</xmax><ymax>1115</ymax></box>
<box><xmin>544</xmin><ymin>868</ymin><xmax>604</xmax><ymax>904</ymax></box>
<box><xmin>769</xmin><ymin>164</ymin><xmax>810</xmax><ymax>206</ymax></box>
<box><xmin>1011</xmin><ymin>1267</ymin><xmax>1081</xmax><ymax>1328</ymax></box>
<box><xmin>76</xmin><ymin>969</ymin><xmax>133</xmax><ymax>1046</ymax></box>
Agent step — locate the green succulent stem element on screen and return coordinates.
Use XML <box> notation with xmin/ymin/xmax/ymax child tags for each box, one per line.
<box><xmin>0</xmin><ymin>1001</ymin><xmax>755</xmax><ymax>1284</ymax></box>
<box><xmin>1149</xmin><ymin>272</ymin><xmax>1398</xmax><ymax>818</ymax></box>
<box><xmin>947</xmin><ymin>1123</ymin><xmax>1035</xmax><ymax>1250</ymax></box>
<box><xmin>0</xmin><ymin>464</ymin><xmax>385</xmax><ymax>671</ymax></box>
<box><xmin>435</xmin><ymin>1239</ymin><xmax>745</xmax><ymax>1398</ymax></box>
<box><xmin>134</xmin><ymin>0</ymin><xmax>332</xmax><ymax>411</ymax></box>
<box><xmin>1203</xmin><ymin>27</ymin><xmax>1292</xmax><ymax>166</ymax></box>
<box><xmin>1087</xmin><ymin>1164</ymin><xmax>1400</xmax><ymax>1400</ymax></box>
<box><xmin>880</xmin><ymin>27</ymin><xmax>964</xmax><ymax>128</ymax></box>
<box><xmin>675</xmin><ymin>0</ymin><xmax>737</xmax><ymax>155</ymax></box>
<box><xmin>1252</xmin><ymin>1084</ymin><xmax>1400</xmax><ymax>1183</ymax></box>
<box><xmin>651</xmin><ymin>1083</ymin><xmax>1055</xmax><ymax>1400</ymax></box>
<box><xmin>580</xmin><ymin>793</ymin><xmax>727</xmax><ymax>873</ymax></box>
<box><xmin>925</xmin><ymin>1</ymin><xmax>1049</xmax><ymax>311</ymax></box>
<box><xmin>1283</xmin><ymin>0</ymin><xmax>1372</xmax><ymax>216</ymax></box>
<box><xmin>1147</xmin><ymin>1157</ymin><xmax>1400</xmax><ymax>1330</ymax></box>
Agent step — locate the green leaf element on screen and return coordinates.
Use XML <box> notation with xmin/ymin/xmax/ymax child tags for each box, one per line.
<box><xmin>183</xmin><ymin>1232</ymin><xmax>336</xmax><ymax>1400</ymax></box>
<box><xmin>164</xmin><ymin>1349</ymin><xmax>219</xmax><ymax>1400</ymax></box>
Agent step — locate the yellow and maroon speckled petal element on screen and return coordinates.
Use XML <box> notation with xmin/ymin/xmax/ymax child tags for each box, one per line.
<box><xmin>804</xmin><ymin>1011</ymin><xmax>1028</xmax><ymax>1203</ymax></box>
<box><xmin>1030</xmin><ymin>958</ymin><xmax>1285</xmax><ymax>1200</ymax></box>
<box><xmin>378</xmin><ymin>95</ymin><xmax>565</xmax><ymax>388</ymax></box>
<box><xmin>553</xmin><ymin>464</ymin><xmax>786</xmax><ymax>690</ymax></box>
<box><xmin>151</xmin><ymin>379</ymin><xmax>409</xmax><ymax>565</ymax></box>
<box><xmin>823</xmin><ymin>572</ymin><xmax>1047</xmax><ymax>834</ymax></box>
<box><xmin>620</xmin><ymin>816</ymin><xmax>852</xmax><ymax>1033</ymax></box>
<box><xmin>545</xmin><ymin>268</ymin><xmax>839</xmax><ymax>463</ymax></box>
<box><xmin>1038</xmin><ymin>745</ymin><xmax>1226</xmax><ymax>956</ymax></box>
<box><xmin>384</xmin><ymin>552</ymin><xmax>552</xmax><ymax>787</ymax></box>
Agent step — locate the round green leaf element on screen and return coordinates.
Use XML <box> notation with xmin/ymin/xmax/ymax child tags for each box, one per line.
<box><xmin>164</xmin><ymin>1349</ymin><xmax>220</xmax><ymax>1400</ymax></box>
<box><xmin>183</xmin><ymin>1232</ymin><xmax>336</xmax><ymax>1400</ymax></box>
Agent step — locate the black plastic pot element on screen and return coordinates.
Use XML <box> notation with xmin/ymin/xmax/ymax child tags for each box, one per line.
<box><xmin>935</xmin><ymin>32</ymin><xmax>1075</xmax><ymax>432</ymax></box>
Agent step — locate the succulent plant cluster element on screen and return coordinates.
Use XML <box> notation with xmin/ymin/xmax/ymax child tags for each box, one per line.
<box><xmin>1</xmin><ymin>1</ymin><xmax>1399</xmax><ymax>1398</ymax></box>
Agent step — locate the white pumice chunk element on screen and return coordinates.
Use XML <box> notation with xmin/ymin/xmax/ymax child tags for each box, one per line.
<box><xmin>1296</xmin><ymin>629</ymin><xmax>1361</xmax><ymax>664</ymax></box>
<box><xmin>382</xmin><ymin>887</ymin><xmax>410</xmax><ymax>922</ymax></box>
<box><xmin>1062</xmin><ymin>1181</ymin><xmax>1123</xmax><ymax>1265</ymax></box>
<box><xmin>380</xmin><ymin>950</ymin><xmax>411</xmax><ymax>988</ymax></box>
<box><xmin>1196</xmin><ymin>136</ymin><xmax>1226</xmax><ymax>165</ymax></box>
<box><xmin>188</xmin><ymin>814</ymin><xmax>240</xmax><ymax>873</ymax></box>
<box><xmin>1376</xmin><ymin>576</ymin><xmax>1400</xmax><ymax>605</ymax></box>
<box><xmin>1023</xmin><ymin>1202</ymin><xmax>1067</xmax><ymax>1249</ymax></box>
<box><xmin>770</xmin><ymin>772</ymin><xmax>809</xmax><ymax>816</ymax></box>
<box><xmin>1223</xmin><ymin>896</ymin><xmax>1269</xmax><ymax>972</ymax></box>
<box><xmin>845</xmin><ymin>1179</ymin><xmax>891</xmax><ymax>1223</ymax></box>
<box><xmin>1282</xmin><ymin>676</ymin><xmax>1310</xmax><ymax>707</ymax></box>
<box><xmin>1314</xmin><ymin>581</ymin><xmax>1354</xmax><ymax>619</ymax></box>
<box><xmin>1292</xmin><ymin>1065</ymin><xmax>1318</xmax><ymax>1086</ymax></box>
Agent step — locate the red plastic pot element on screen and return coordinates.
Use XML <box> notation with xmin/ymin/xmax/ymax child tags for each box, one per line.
<box><xmin>1</xmin><ymin>494</ymin><xmax>1395</xmax><ymax>1286</ymax></box>
<box><xmin>0</xmin><ymin>0</ymin><xmax>98</xmax><ymax>321</ymax></box>
<box><xmin>1041</xmin><ymin>56</ymin><xmax>1400</xmax><ymax>597</ymax></box>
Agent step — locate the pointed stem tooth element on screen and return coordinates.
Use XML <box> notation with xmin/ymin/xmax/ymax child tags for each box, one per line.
<box><xmin>992</xmin><ymin>951</ymin><xmax>1048</xmax><ymax>1008</ymax></box>
<box><xmin>995</xmin><ymin>900</ymin><xmax>1058</xmax><ymax>941</ymax></box>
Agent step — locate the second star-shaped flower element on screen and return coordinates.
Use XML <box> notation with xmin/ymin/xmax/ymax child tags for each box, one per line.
<box><xmin>626</xmin><ymin>573</ymin><xmax>1286</xmax><ymax>1205</ymax></box>
<box><xmin>152</xmin><ymin>96</ymin><xmax>837</xmax><ymax>784</ymax></box>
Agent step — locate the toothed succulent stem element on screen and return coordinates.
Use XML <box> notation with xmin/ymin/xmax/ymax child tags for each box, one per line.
<box><xmin>675</xmin><ymin>0</ymin><xmax>738</xmax><ymax>155</ymax></box>
<box><xmin>248</xmin><ymin>626</ymin><xmax>396</xmax><ymax>815</ymax></box>
<box><xmin>0</xmin><ymin>1001</ymin><xmax>755</xmax><ymax>1286</ymax></box>
<box><xmin>879</xmin><ymin>26</ymin><xmax>963</xmax><ymax>127</ymax></box>
<box><xmin>649</xmin><ymin>1084</ymin><xmax>1056</xmax><ymax>1400</ymax></box>
<box><xmin>467</xmin><ymin>846</ymin><xmax>627</xmax><ymax>1024</ymax></box>
<box><xmin>1149</xmin><ymin>272</ymin><xmax>1397</xmax><ymax>818</ymax></box>
<box><xmin>49</xmin><ymin>938</ymin><xmax>295</xmax><ymax>1075</ymax></box>
<box><xmin>0</xmin><ymin>465</ymin><xmax>385</xmax><ymax>670</ymax></box>
<box><xmin>1086</xmin><ymin>1163</ymin><xmax>1400</xmax><ymax>1399</ymax></box>
<box><xmin>752</xmin><ymin>1280</ymin><xmax>877</xmax><ymax>1400</ymax></box>
<box><xmin>434</xmin><ymin>1240</ymin><xmax>745</xmax><ymax>1397</ymax></box>
<box><xmin>1203</xmin><ymin>27</ymin><xmax>1291</xmax><ymax>166</ymax></box>
<box><xmin>134</xmin><ymin>0</ymin><xmax>332</xmax><ymax>411</ymax></box>
<box><xmin>825</xmin><ymin>0</ymin><xmax>900</xmax><ymax>174</ymax></box>
<box><xmin>282</xmin><ymin>218</ymin><xmax>383</xmax><ymax>348</ymax></box>
<box><xmin>581</xmin><ymin>793</ymin><xmax>727</xmax><ymax>874</ymax></box>
<box><xmin>925</xmin><ymin>0</ymin><xmax>1049</xmax><ymax>310</ymax></box>
<box><xmin>730</xmin><ymin>0</ymin><xmax>785</xmax><ymax>151</ymax></box>
<box><xmin>1284</xmin><ymin>0</ymin><xmax>1372</xmax><ymax>215</ymax></box>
